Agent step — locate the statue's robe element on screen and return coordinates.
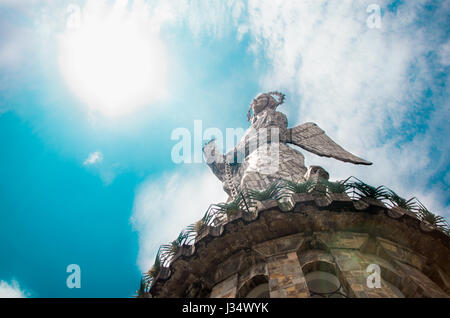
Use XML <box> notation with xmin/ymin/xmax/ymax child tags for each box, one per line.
<box><xmin>203</xmin><ymin>108</ymin><xmax>370</xmax><ymax>198</ymax></box>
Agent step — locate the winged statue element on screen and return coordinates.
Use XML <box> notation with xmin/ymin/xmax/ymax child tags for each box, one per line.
<box><xmin>203</xmin><ymin>91</ymin><xmax>371</xmax><ymax>199</ymax></box>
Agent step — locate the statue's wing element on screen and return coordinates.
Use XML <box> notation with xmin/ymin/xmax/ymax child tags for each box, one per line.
<box><xmin>287</xmin><ymin>122</ymin><xmax>372</xmax><ymax>165</ymax></box>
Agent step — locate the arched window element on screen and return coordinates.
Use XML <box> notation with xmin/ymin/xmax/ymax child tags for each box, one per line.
<box><xmin>297</xmin><ymin>241</ymin><xmax>348</xmax><ymax>298</ymax></box>
<box><xmin>246</xmin><ymin>283</ymin><xmax>270</xmax><ymax>298</ymax></box>
<box><xmin>237</xmin><ymin>275</ymin><xmax>270</xmax><ymax>298</ymax></box>
<box><xmin>305</xmin><ymin>270</ymin><xmax>346</xmax><ymax>298</ymax></box>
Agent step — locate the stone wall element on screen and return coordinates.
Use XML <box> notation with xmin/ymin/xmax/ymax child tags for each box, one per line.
<box><xmin>149</xmin><ymin>197</ymin><xmax>449</xmax><ymax>298</ymax></box>
<box><xmin>208</xmin><ymin>232</ymin><xmax>448</xmax><ymax>298</ymax></box>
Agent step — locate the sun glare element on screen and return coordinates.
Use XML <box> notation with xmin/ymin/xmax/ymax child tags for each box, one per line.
<box><xmin>59</xmin><ymin>4</ymin><xmax>167</xmax><ymax>117</ymax></box>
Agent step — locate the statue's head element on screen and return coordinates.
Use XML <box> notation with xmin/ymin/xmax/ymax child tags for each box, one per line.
<box><xmin>247</xmin><ymin>91</ymin><xmax>285</xmax><ymax>121</ymax></box>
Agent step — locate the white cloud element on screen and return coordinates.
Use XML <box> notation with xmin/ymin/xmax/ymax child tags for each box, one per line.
<box><xmin>83</xmin><ymin>151</ymin><xmax>103</xmax><ymax>166</ymax></box>
<box><xmin>83</xmin><ymin>151</ymin><xmax>120</xmax><ymax>185</ymax></box>
<box><xmin>0</xmin><ymin>280</ymin><xmax>28</xmax><ymax>298</ymax></box>
<box><xmin>241</xmin><ymin>0</ymin><xmax>449</xmax><ymax>216</ymax></box>
<box><xmin>131</xmin><ymin>166</ymin><xmax>226</xmax><ymax>272</ymax></box>
<box><xmin>146</xmin><ymin>0</ymin><xmax>245</xmax><ymax>39</ymax></box>
<box><xmin>0</xmin><ymin>8</ymin><xmax>40</xmax><ymax>116</ymax></box>
<box><xmin>153</xmin><ymin>1</ymin><xmax>448</xmax><ymax>217</ymax></box>
<box><xmin>439</xmin><ymin>41</ymin><xmax>450</xmax><ymax>66</ymax></box>
<box><xmin>131</xmin><ymin>1</ymin><xmax>449</xmax><ymax>274</ymax></box>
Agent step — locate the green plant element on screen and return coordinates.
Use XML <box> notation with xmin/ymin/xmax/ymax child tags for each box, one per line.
<box><xmin>136</xmin><ymin>277</ymin><xmax>148</xmax><ymax>298</ymax></box>
<box><xmin>144</xmin><ymin>248</ymin><xmax>162</xmax><ymax>288</ymax></box>
<box><xmin>318</xmin><ymin>178</ymin><xmax>350</xmax><ymax>194</ymax></box>
<box><xmin>193</xmin><ymin>205</ymin><xmax>219</xmax><ymax>233</ymax></box>
<box><xmin>247</xmin><ymin>181</ymin><xmax>283</xmax><ymax>202</ymax></box>
<box><xmin>416</xmin><ymin>201</ymin><xmax>449</xmax><ymax>231</ymax></box>
<box><xmin>283</xmin><ymin>179</ymin><xmax>315</xmax><ymax>194</ymax></box>
<box><xmin>161</xmin><ymin>229</ymin><xmax>190</xmax><ymax>258</ymax></box>
<box><xmin>386</xmin><ymin>190</ymin><xmax>417</xmax><ymax>211</ymax></box>
<box><xmin>183</xmin><ymin>223</ymin><xmax>197</xmax><ymax>244</ymax></box>
<box><xmin>145</xmin><ymin>263</ymin><xmax>159</xmax><ymax>280</ymax></box>
<box><xmin>348</xmin><ymin>180</ymin><xmax>389</xmax><ymax>200</ymax></box>
<box><xmin>213</xmin><ymin>194</ymin><xmax>243</xmax><ymax>216</ymax></box>
<box><xmin>194</xmin><ymin>219</ymin><xmax>206</xmax><ymax>233</ymax></box>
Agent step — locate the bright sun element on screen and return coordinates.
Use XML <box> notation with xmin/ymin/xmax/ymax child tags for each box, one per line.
<box><xmin>59</xmin><ymin>4</ymin><xmax>167</xmax><ymax>117</ymax></box>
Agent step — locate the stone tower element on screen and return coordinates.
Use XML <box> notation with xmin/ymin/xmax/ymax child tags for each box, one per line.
<box><xmin>143</xmin><ymin>92</ymin><xmax>449</xmax><ymax>298</ymax></box>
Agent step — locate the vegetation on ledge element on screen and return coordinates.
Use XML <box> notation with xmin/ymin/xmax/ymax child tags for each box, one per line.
<box><xmin>137</xmin><ymin>176</ymin><xmax>449</xmax><ymax>296</ymax></box>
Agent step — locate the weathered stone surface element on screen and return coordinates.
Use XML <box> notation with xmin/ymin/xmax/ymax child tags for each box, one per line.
<box><xmin>145</xmin><ymin>92</ymin><xmax>449</xmax><ymax>299</ymax></box>
<box><xmin>203</xmin><ymin>92</ymin><xmax>371</xmax><ymax>198</ymax></box>
<box><xmin>143</xmin><ymin>92</ymin><xmax>449</xmax><ymax>298</ymax></box>
<box><xmin>298</xmin><ymin>249</ymin><xmax>335</xmax><ymax>268</ymax></box>
<box><xmin>267</xmin><ymin>252</ymin><xmax>309</xmax><ymax>298</ymax></box>
<box><xmin>316</xmin><ymin>232</ymin><xmax>369</xmax><ymax>250</ymax></box>
<box><xmin>253</xmin><ymin>233</ymin><xmax>304</xmax><ymax>258</ymax></box>
<box><xmin>210</xmin><ymin>274</ymin><xmax>238</xmax><ymax>298</ymax></box>
<box><xmin>149</xmin><ymin>199</ymin><xmax>449</xmax><ymax>298</ymax></box>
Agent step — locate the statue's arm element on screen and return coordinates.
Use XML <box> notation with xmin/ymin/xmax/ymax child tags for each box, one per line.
<box><xmin>202</xmin><ymin>139</ymin><xmax>226</xmax><ymax>181</ymax></box>
<box><xmin>287</xmin><ymin>122</ymin><xmax>372</xmax><ymax>165</ymax></box>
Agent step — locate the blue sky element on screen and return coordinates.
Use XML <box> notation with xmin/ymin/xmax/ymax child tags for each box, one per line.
<box><xmin>0</xmin><ymin>0</ymin><xmax>448</xmax><ymax>297</ymax></box>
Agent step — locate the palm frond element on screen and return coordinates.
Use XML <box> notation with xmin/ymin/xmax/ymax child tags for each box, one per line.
<box><xmin>183</xmin><ymin>223</ymin><xmax>197</xmax><ymax>244</ymax></box>
<box><xmin>247</xmin><ymin>181</ymin><xmax>283</xmax><ymax>201</ymax></box>
<box><xmin>160</xmin><ymin>229</ymin><xmax>189</xmax><ymax>258</ymax></box>
<box><xmin>135</xmin><ymin>276</ymin><xmax>148</xmax><ymax>297</ymax></box>
<box><xmin>143</xmin><ymin>248</ymin><xmax>162</xmax><ymax>288</ymax></box>
<box><xmin>416</xmin><ymin>201</ymin><xmax>449</xmax><ymax>230</ymax></box>
<box><xmin>213</xmin><ymin>194</ymin><xmax>243</xmax><ymax>216</ymax></box>
<box><xmin>318</xmin><ymin>178</ymin><xmax>350</xmax><ymax>194</ymax></box>
<box><xmin>194</xmin><ymin>208</ymin><xmax>213</xmax><ymax>231</ymax></box>
<box><xmin>283</xmin><ymin>179</ymin><xmax>315</xmax><ymax>194</ymax></box>
<box><xmin>194</xmin><ymin>219</ymin><xmax>207</xmax><ymax>233</ymax></box>
<box><xmin>348</xmin><ymin>180</ymin><xmax>389</xmax><ymax>200</ymax></box>
<box><xmin>386</xmin><ymin>190</ymin><xmax>417</xmax><ymax>211</ymax></box>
